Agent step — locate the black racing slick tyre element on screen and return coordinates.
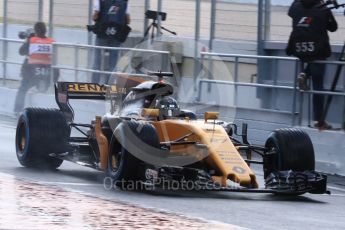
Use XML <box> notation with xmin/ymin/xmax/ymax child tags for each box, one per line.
<box><xmin>107</xmin><ymin>121</ymin><xmax>160</xmax><ymax>188</ymax></box>
<box><xmin>264</xmin><ymin>128</ymin><xmax>315</xmax><ymax>178</ymax></box>
<box><xmin>15</xmin><ymin>108</ymin><xmax>70</xmax><ymax>169</ymax></box>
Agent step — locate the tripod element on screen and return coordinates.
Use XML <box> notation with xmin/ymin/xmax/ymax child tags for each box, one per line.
<box><xmin>141</xmin><ymin>19</ymin><xmax>176</xmax><ymax>44</ymax></box>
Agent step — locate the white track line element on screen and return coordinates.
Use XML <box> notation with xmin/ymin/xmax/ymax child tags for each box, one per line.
<box><xmin>328</xmin><ymin>186</ymin><xmax>345</xmax><ymax>193</ymax></box>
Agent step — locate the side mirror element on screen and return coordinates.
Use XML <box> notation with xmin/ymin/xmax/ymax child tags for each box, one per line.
<box><xmin>204</xmin><ymin>112</ymin><xmax>219</xmax><ymax>122</ymax></box>
<box><xmin>142</xmin><ymin>108</ymin><xmax>160</xmax><ymax>117</ymax></box>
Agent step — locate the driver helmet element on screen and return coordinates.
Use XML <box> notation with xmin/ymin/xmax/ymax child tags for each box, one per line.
<box><xmin>155</xmin><ymin>96</ymin><xmax>180</xmax><ymax>119</ymax></box>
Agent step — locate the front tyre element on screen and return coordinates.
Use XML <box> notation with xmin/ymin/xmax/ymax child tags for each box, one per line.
<box><xmin>107</xmin><ymin>121</ymin><xmax>160</xmax><ymax>189</ymax></box>
<box><xmin>264</xmin><ymin>128</ymin><xmax>315</xmax><ymax>177</ymax></box>
<box><xmin>264</xmin><ymin>128</ymin><xmax>318</xmax><ymax>195</ymax></box>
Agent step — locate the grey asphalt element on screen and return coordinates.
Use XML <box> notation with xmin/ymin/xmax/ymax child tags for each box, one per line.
<box><xmin>0</xmin><ymin>114</ymin><xmax>344</xmax><ymax>230</ymax></box>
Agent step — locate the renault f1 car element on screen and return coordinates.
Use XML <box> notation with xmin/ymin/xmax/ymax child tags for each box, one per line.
<box><xmin>15</xmin><ymin>72</ymin><xmax>327</xmax><ymax>195</ymax></box>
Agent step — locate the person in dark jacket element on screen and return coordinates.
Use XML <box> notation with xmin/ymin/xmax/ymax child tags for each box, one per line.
<box><xmin>286</xmin><ymin>0</ymin><xmax>338</xmax><ymax>129</ymax></box>
<box><xmin>91</xmin><ymin>0</ymin><xmax>130</xmax><ymax>84</ymax></box>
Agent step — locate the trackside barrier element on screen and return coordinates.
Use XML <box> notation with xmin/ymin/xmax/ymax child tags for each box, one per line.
<box><xmin>51</xmin><ymin>42</ymin><xmax>171</xmax><ymax>81</ymax></box>
<box><xmin>197</xmin><ymin>52</ymin><xmax>345</xmax><ymax>127</ymax></box>
<box><xmin>0</xmin><ymin>38</ymin><xmax>24</xmax><ymax>85</ymax></box>
<box><xmin>0</xmin><ymin>38</ymin><xmax>171</xmax><ymax>83</ymax></box>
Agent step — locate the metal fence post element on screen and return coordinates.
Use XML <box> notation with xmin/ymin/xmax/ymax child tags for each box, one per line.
<box><xmin>88</xmin><ymin>0</ymin><xmax>93</xmax><ymax>45</ymax></box>
<box><xmin>74</xmin><ymin>46</ymin><xmax>80</xmax><ymax>82</ymax></box>
<box><xmin>144</xmin><ymin>0</ymin><xmax>150</xmax><ymax>37</ymax></box>
<box><xmin>2</xmin><ymin>0</ymin><xmax>8</xmax><ymax>38</ymax></box>
<box><xmin>51</xmin><ymin>43</ymin><xmax>57</xmax><ymax>89</ymax></box>
<box><xmin>257</xmin><ymin>0</ymin><xmax>264</xmax><ymax>55</ymax></box>
<box><xmin>234</xmin><ymin>57</ymin><xmax>239</xmax><ymax>107</ymax></box>
<box><xmin>273</xmin><ymin>59</ymin><xmax>278</xmax><ymax>109</ymax></box>
<box><xmin>87</xmin><ymin>0</ymin><xmax>94</xmax><ymax>71</ymax></box>
<box><xmin>157</xmin><ymin>0</ymin><xmax>162</xmax><ymax>37</ymax></box>
<box><xmin>342</xmin><ymin>73</ymin><xmax>345</xmax><ymax>129</ymax></box>
<box><xmin>48</xmin><ymin>0</ymin><xmax>54</xmax><ymax>37</ymax></box>
<box><xmin>193</xmin><ymin>0</ymin><xmax>201</xmax><ymax>90</ymax></box>
<box><xmin>209</xmin><ymin>0</ymin><xmax>216</xmax><ymax>51</ymax></box>
<box><xmin>292</xmin><ymin>59</ymin><xmax>299</xmax><ymax>126</ymax></box>
<box><xmin>264</xmin><ymin>0</ymin><xmax>271</xmax><ymax>41</ymax></box>
<box><xmin>194</xmin><ymin>54</ymin><xmax>205</xmax><ymax>102</ymax></box>
<box><xmin>38</xmin><ymin>0</ymin><xmax>43</xmax><ymax>21</ymax></box>
<box><xmin>207</xmin><ymin>0</ymin><xmax>216</xmax><ymax>89</ymax></box>
<box><xmin>195</xmin><ymin>52</ymin><xmax>204</xmax><ymax>93</ymax></box>
<box><xmin>2</xmin><ymin>0</ymin><xmax>8</xmax><ymax>85</ymax></box>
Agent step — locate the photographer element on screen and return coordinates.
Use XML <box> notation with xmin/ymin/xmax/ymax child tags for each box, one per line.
<box><xmin>286</xmin><ymin>0</ymin><xmax>338</xmax><ymax>129</ymax></box>
<box><xmin>14</xmin><ymin>22</ymin><xmax>57</xmax><ymax>115</ymax></box>
<box><xmin>90</xmin><ymin>0</ymin><xmax>131</xmax><ymax>84</ymax></box>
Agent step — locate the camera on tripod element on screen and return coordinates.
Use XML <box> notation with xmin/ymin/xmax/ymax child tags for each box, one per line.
<box><xmin>18</xmin><ymin>28</ymin><xmax>35</xmax><ymax>39</ymax></box>
<box><xmin>141</xmin><ymin>9</ymin><xmax>176</xmax><ymax>43</ymax></box>
<box><xmin>324</xmin><ymin>0</ymin><xmax>345</xmax><ymax>13</ymax></box>
<box><xmin>86</xmin><ymin>25</ymin><xmax>96</xmax><ymax>33</ymax></box>
<box><xmin>145</xmin><ymin>10</ymin><xmax>167</xmax><ymax>21</ymax></box>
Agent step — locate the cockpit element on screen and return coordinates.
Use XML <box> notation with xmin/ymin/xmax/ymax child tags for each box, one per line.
<box><xmin>119</xmin><ymin>80</ymin><xmax>195</xmax><ymax>120</ymax></box>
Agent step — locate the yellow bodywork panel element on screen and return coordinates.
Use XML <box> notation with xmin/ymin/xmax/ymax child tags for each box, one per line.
<box><xmin>95</xmin><ymin>116</ymin><xmax>108</xmax><ymax>170</ymax></box>
<box><xmin>152</xmin><ymin>120</ymin><xmax>258</xmax><ymax>188</ymax></box>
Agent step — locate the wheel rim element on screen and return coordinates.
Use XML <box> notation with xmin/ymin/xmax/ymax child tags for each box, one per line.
<box><xmin>17</xmin><ymin>121</ymin><xmax>27</xmax><ymax>156</ymax></box>
<box><xmin>110</xmin><ymin>149</ymin><xmax>122</xmax><ymax>173</ymax></box>
<box><xmin>111</xmin><ymin>155</ymin><xmax>117</xmax><ymax>170</ymax></box>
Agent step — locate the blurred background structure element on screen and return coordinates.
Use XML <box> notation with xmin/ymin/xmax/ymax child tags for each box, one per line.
<box><xmin>1</xmin><ymin>1</ymin><xmax>345</xmax><ymax>42</ymax></box>
<box><xmin>0</xmin><ymin>0</ymin><xmax>345</xmax><ymax>124</ymax></box>
<box><xmin>1</xmin><ymin>0</ymin><xmax>345</xmax><ymax>122</ymax></box>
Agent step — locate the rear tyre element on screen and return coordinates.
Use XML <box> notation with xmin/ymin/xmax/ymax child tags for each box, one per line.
<box><xmin>15</xmin><ymin>108</ymin><xmax>70</xmax><ymax>169</ymax></box>
<box><xmin>107</xmin><ymin>121</ymin><xmax>160</xmax><ymax>189</ymax></box>
<box><xmin>264</xmin><ymin>128</ymin><xmax>315</xmax><ymax>178</ymax></box>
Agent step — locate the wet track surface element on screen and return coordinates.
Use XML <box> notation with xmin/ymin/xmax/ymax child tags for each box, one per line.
<box><xmin>0</xmin><ymin>174</ymin><xmax>235</xmax><ymax>230</ymax></box>
<box><xmin>1</xmin><ymin>115</ymin><xmax>345</xmax><ymax>230</ymax></box>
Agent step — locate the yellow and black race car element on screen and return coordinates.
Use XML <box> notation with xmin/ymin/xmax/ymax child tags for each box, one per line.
<box><xmin>15</xmin><ymin>72</ymin><xmax>327</xmax><ymax>195</ymax></box>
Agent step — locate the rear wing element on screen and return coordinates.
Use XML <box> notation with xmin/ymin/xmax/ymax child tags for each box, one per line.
<box><xmin>55</xmin><ymin>82</ymin><xmax>126</xmax><ymax>122</ymax></box>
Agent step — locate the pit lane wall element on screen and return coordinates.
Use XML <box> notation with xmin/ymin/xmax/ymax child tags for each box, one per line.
<box><xmin>0</xmin><ymin>84</ymin><xmax>344</xmax><ymax>177</ymax></box>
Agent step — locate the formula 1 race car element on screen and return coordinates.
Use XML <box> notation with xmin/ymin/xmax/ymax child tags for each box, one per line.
<box><xmin>15</xmin><ymin>72</ymin><xmax>327</xmax><ymax>195</ymax></box>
